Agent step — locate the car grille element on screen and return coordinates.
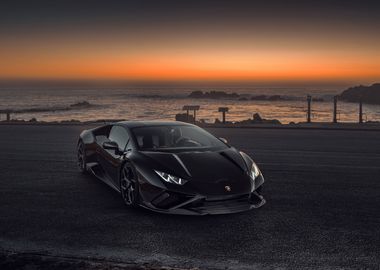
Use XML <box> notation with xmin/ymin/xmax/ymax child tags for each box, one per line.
<box><xmin>152</xmin><ymin>191</ymin><xmax>252</xmax><ymax>214</ymax></box>
<box><xmin>187</xmin><ymin>194</ymin><xmax>251</xmax><ymax>214</ymax></box>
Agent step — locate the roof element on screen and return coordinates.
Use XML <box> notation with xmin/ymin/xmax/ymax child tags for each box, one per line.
<box><xmin>116</xmin><ymin>120</ymin><xmax>194</xmax><ymax>129</ymax></box>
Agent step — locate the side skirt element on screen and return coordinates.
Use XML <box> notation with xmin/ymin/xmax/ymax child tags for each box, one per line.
<box><xmin>87</xmin><ymin>163</ymin><xmax>120</xmax><ymax>193</ymax></box>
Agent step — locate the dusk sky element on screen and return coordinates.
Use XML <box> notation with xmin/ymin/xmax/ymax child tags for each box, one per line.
<box><xmin>1</xmin><ymin>0</ymin><xmax>380</xmax><ymax>84</ymax></box>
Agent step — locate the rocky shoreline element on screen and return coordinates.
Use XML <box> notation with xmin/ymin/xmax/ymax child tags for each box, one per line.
<box><xmin>339</xmin><ymin>83</ymin><xmax>380</xmax><ymax>104</ymax></box>
<box><xmin>187</xmin><ymin>90</ymin><xmax>306</xmax><ymax>101</ymax></box>
<box><xmin>0</xmin><ymin>101</ymin><xmax>98</xmax><ymax>114</ymax></box>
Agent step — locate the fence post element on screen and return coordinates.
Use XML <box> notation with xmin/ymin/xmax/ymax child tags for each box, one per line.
<box><xmin>182</xmin><ymin>105</ymin><xmax>200</xmax><ymax>123</ymax></box>
<box><xmin>359</xmin><ymin>99</ymin><xmax>363</xmax><ymax>124</ymax></box>
<box><xmin>307</xmin><ymin>95</ymin><xmax>312</xmax><ymax>123</ymax></box>
<box><xmin>333</xmin><ymin>96</ymin><xmax>338</xmax><ymax>123</ymax></box>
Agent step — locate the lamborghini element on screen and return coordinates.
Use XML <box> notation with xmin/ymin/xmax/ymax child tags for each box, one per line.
<box><xmin>77</xmin><ymin>121</ymin><xmax>265</xmax><ymax>215</ymax></box>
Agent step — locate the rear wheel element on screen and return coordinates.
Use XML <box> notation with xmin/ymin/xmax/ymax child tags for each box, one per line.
<box><xmin>120</xmin><ymin>163</ymin><xmax>139</xmax><ymax>207</ymax></box>
<box><xmin>77</xmin><ymin>141</ymin><xmax>88</xmax><ymax>174</ymax></box>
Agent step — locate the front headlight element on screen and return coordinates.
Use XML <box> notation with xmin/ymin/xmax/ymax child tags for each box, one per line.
<box><xmin>250</xmin><ymin>162</ymin><xmax>260</xmax><ymax>180</ymax></box>
<box><xmin>155</xmin><ymin>170</ymin><xmax>187</xmax><ymax>185</ymax></box>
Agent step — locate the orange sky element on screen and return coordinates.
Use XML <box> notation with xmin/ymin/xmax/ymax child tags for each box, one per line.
<box><xmin>1</xmin><ymin>2</ymin><xmax>380</xmax><ymax>83</ymax></box>
<box><xmin>2</xmin><ymin>43</ymin><xmax>380</xmax><ymax>82</ymax></box>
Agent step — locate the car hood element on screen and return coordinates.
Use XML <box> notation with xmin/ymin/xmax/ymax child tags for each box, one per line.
<box><xmin>140</xmin><ymin>148</ymin><xmax>252</xmax><ymax>196</ymax></box>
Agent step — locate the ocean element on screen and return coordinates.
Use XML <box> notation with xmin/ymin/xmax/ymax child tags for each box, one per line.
<box><xmin>1</xmin><ymin>85</ymin><xmax>379</xmax><ymax>124</ymax></box>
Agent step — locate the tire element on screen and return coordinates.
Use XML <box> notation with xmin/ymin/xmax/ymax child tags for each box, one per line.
<box><xmin>120</xmin><ymin>163</ymin><xmax>139</xmax><ymax>207</ymax></box>
<box><xmin>77</xmin><ymin>140</ymin><xmax>88</xmax><ymax>174</ymax></box>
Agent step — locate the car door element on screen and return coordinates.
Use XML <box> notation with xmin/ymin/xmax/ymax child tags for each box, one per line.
<box><xmin>99</xmin><ymin>125</ymin><xmax>131</xmax><ymax>187</ymax></box>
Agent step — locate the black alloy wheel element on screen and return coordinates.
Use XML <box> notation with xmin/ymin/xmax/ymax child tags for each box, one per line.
<box><xmin>120</xmin><ymin>163</ymin><xmax>139</xmax><ymax>207</ymax></box>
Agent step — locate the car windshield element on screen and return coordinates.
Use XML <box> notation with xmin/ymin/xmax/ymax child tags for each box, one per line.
<box><xmin>131</xmin><ymin>125</ymin><xmax>228</xmax><ymax>151</ymax></box>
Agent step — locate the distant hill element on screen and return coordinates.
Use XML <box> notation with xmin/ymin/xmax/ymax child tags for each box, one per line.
<box><xmin>339</xmin><ymin>83</ymin><xmax>380</xmax><ymax>104</ymax></box>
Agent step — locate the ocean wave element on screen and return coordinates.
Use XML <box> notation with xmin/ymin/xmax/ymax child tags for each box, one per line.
<box><xmin>112</xmin><ymin>93</ymin><xmax>186</xmax><ymax>99</ymax></box>
<box><xmin>132</xmin><ymin>94</ymin><xmax>186</xmax><ymax>99</ymax></box>
<box><xmin>0</xmin><ymin>101</ymin><xmax>98</xmax><ymax>114</ymax></box>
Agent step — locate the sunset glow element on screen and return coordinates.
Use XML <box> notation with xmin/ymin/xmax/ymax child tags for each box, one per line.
<box><xmin>2</xmin><ymin>44</ymin><xmax>380</xmax><ymax>82</ymax></box>
<box><xmin>1</xmin><ymin>1</ymin><xmax>380</xmax><ymax>83</ymax></box>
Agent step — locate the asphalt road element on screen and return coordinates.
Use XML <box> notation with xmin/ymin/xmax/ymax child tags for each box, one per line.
<box><xmin>0</xmin><ymin>124</ymin><xmax>379</xmax><ymax>269</ymax></box>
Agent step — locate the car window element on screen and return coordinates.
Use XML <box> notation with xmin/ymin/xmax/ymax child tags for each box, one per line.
<box><xmin>108</xmin><ymin>126</ymin><xmax>130</xmax><ymax>150</ymax></box>
<box><xmin>131</xmin><ymin>125</ymin><xmax>227</xmax><ymax>151</ymax></box>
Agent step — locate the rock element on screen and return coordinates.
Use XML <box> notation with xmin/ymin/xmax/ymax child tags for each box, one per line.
<box><xmin>253</xmin><ymin>113</ymin><xmax>263</xmax><ymax>122</ymax></box>
<box><xmin>339</xmin><ymin>83</ymin><xmax>380</xmax><ymax>104</ymax></box>
<box><xmin>69</xmin><ymin>101</ymin><xmax>92</xmax><ymax>108</ymax></box>
<box><xmin>232</xmin><ymin>113</ymin><xmax>281</xmax><ymax>125</ymax></box>
<box><xmin>175</xmin><ymin>113</ymin><xmax>195</xmax><ymax>123</ymax></box>
<box><xmin>251</xmin><ymin>95</ymin><xmax>268</xmax><ymax>100</ymax></box>
<box><xmin>264</xmin><ymin>119</ymin><xmax>281</xmax><ymax>124</ymax></box>
<box><xmin>268</xmin><ymin>95</ymin><xmax>282</xmax><ymax>101</ymax></box>
<box><xmin>187</xmin><ymin>91</ymin><xmax>204</xmax><ymax>98</ymax></box>
<box><xmin>251</xmin><ymin>95</ymin><xmax>291</xmax><ymax>101</ymax></box>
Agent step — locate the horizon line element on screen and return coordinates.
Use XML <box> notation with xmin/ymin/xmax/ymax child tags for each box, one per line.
<box><xmin>0</xmin><ymin>78</ymin><xmax>376</xmax><ymax>87</ymax></box>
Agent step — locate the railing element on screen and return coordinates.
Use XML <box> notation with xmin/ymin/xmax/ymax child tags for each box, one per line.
<box><xmin>1</xmin><ymin>99</ymin><xmax>371</xmax><ymax>124</ymax></box>
<box><xmin>182</xmin><ymin>97</ymin><xmax>369</xmax><ymax>124</ymax></box>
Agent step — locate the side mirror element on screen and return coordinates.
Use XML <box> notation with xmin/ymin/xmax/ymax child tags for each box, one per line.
<box><xmin>219</xmin><ymin>137</ymin><xmax>228</xmax><ymax>144</ymax></box>
<box><xmin>103</xmin><ymin>141</ymin><xmax>119</xmax><ymax>151</ymax></box>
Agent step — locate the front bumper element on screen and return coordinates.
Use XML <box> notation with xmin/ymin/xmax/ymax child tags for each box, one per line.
<box><xmin>141</xmin><ymin>188</ymin><xmax>265</xmax><ymax>215</ymax></box>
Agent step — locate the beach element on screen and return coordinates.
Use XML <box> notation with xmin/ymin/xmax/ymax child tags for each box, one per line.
<box><xmin>0</xmin><ymin>124</ymin><xmax>379</xmax><ymax>269</ymax></box>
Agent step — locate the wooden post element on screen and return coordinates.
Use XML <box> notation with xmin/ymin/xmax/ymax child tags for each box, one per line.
<box><xmin>359</xmin><ymin>99</ymin><xmax>363</xmax><ymax>124</ymax></box>
<box><xmin>182</xmin><ymin>105</ymin><xmax>200</xmax><ymax>123</ymax></box>
<box><xmin>307</xmin><ymin>95</ymin><xmax>312</xmax><ymax>123</ymax></box>
<box><xmin>6</xmin><ymin>111</ymin><xmax>10</xmax><ymax>122</ymax></box>
<box><xmin>333</xmin><ymin>96</ymin><xmax>338</xmax><ymax>123</ymax></box>
<box><xmin>218</xmin><ymin>107</ymin><xmax>229</xmax><ymax>124</ymax></box>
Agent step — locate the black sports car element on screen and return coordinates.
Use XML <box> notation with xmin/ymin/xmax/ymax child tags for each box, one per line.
<box><xmin>77</xmin><ymin>121</ymin><xmax>265</xmax><ymax>215</ymax></box>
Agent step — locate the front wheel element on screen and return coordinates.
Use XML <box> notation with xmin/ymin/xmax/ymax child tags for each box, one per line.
<box><xmin>120</xmin><ymin>163</ymin><xmax>139</xmax><ymax>207</ymax></box>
